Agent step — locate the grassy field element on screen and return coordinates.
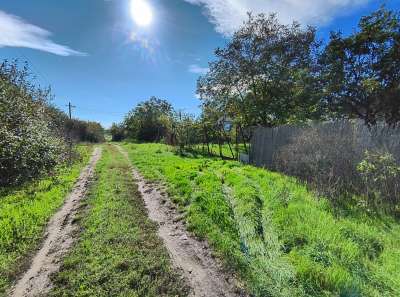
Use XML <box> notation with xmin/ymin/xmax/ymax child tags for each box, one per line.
<box><xmin>123</xmin><ymin>143</ymin><xmax>400</xmax><ymax>297</ymax></box>
<box><xmin>49</xmin><ymin>144</ymin><xmax>188</xmax><ymax>297</ymax></box>
<box><xmin>0</xmin><ymin>145</ymin><xmax>93</xmax><ymax>295</ymax></box>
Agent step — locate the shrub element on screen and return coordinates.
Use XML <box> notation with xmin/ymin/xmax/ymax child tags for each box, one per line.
<box><xmin>0</xmin><ymin>61</ymin><xmax>66</xmax><ymax>187</ymax></box>
<box><xmin>357</xmin><ymin>151</ymin><xmax>400</xmax><ymax>210</ymax></box>
<box><xmin>68</xmin><ymin>119</ymin><xmax>105</xmax><ymax>143</ymax></box>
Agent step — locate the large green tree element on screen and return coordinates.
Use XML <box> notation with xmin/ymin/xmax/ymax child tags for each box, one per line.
<box><xmin>198</xmin><ymin>13</ymin><xmax>322</xmax><ymax>128</ymax></box>
<box><xmin>322</xmin><ymin>7</ymin><xmax>400</xmax><ymax>126</ymax></box>
<box><xmin>124</xmin><ymin>97</ymin><xmax>173</xmax><ymax>142</ymax></box>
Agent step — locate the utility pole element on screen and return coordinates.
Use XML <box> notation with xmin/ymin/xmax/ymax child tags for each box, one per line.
<box><xmin>66</xmin><ymin>102</ymin><xmax>76</xmax><ymax>165</ymax></box>
<box><xmin>67</xmin><ymin>102</ymin><xmax>75</xmax><ymax>120</ymax></box>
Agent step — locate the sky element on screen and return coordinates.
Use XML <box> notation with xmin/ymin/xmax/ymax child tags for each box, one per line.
<box><xmin>0</xmin><ymin>0</ymin><xmax>399</xmax><ymax>128</ymax></box>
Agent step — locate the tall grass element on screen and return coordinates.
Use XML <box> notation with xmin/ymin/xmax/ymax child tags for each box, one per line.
<box><xmin>123</xmin><ymin>143</ymin><xmax>400</xmax><ymax>297</ymax></box>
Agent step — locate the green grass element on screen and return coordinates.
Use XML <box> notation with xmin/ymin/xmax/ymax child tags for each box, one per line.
<box><xmin>192</xmin><ymin>143</ymin><xmax>249</xmax><ymax>159</ymax></box>
<box><xmin>0</xmin><ymin>145</ymin><xmax>93</xmax><ymax>296</ymax></box>
<box><xmin>49</xmin><ymin>144</ymin><xmax>189</xmax><ymax>297</ymax></box>
<box><xmin>123</xmin><ymin>143</ymin><xmax>400</xmax><ymax>297</ymax></box>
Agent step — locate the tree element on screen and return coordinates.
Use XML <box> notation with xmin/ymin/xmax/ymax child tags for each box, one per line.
<box><xmin>172</xmin><ymin>112</ymin><xmax>201</xmax><ymax>154</ymax></box>
<box><xmin>110</xmin><ymin>123</ymin><xmax>126</xmax><ymax>142</ymax></box>
<box><xmin>322</xmin><ymin>7</ymin><xmax>400</xmax><ymax>126</ymax></box>
<box><xmin>124</xmin><ymin>97</ymin><xmax>173</xmax><ymax>142</ymax></box>
<box><xmin>198</xmin><ymin>13</ymin><xmax>322</xmax><ymax>129</ymax></box>
<box><xmin>83</xmin><ymin>121</ymin><xmax>105</xmax><ymax>143</ymax></box>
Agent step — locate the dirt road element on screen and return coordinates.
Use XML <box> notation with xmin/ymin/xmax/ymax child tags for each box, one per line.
<box><xmin>11</xmin><ymin>145</ymin><xmax>245</xmax><ymax>297</ymax></box>
<box><xmin>11</xmin><ymin>147</ymin><xmax>102</xmax><ymax>297</ymax></box>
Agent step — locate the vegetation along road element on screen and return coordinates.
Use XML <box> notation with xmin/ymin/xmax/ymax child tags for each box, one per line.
<box><xmin>2</xmin><ymin>142</ymin><xmax>398</xmax><ymax>297</ymax></box>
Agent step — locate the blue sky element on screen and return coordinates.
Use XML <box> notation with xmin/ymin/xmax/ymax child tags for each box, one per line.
<box><xmin>0</xmin><ymin>0</ymin><xmax>398</xmax><ymax>127</ymax></box>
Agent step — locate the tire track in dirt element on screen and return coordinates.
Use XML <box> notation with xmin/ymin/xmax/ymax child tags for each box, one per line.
<box><xmin>10</xmin><ymin>147</ymin><xmax>102</xmax><ymax>297</ymax></box>
<box><xmin>117</xmin><ymin>145</ymin><xmax>247</xmax><ymax>297</ymax></box>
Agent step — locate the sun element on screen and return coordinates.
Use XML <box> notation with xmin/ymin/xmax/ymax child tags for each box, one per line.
<box><xmin>130</xmin><ymin>0</ymin><xmax>153</xmax><ymax>27</ymax></box>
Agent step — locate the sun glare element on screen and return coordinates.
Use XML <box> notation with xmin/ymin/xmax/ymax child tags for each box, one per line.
<box><xmin>130</xmin><ymin>0</ymin><xmax>153</xmax><ymax>27</ymax></box>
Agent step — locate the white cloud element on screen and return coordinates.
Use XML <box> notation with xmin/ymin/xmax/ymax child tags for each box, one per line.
<box><xmin>184</xmin><ymin>0</ymin><xmax>370</xmax><ymax>35</ymax></box>
<box><xmin>0</xmin><ymin>10</ymin><xmax>86</xmax><ymax>56</ymax></box>
<box><xmin>188</xmin><ymin>64</ymin><xmax>209</xmax><ymax>75</ymax></box>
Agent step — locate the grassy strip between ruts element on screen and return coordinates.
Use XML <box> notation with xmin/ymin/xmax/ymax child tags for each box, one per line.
<box><xmin>0</xmin><ymin>145</ymin><xmax>93</xmax><ymax>296</ymax></box>
<box><xmin>123</xmin><ymin>143</ymin><xmax>400</xmax><ymax>297</ymax></box>
<box><xmin>49</xmin><ymin>144</ymin><xmax>189</xmax><ymax>297</ymax></box>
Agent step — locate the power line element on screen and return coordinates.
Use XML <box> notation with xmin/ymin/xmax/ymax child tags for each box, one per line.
<box><xmin>77</xmin><ymin>106</ymin><xmax>127</xmax><ymax>116</ymax></box>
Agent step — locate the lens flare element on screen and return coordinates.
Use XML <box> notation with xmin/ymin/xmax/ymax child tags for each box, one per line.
<box><xmin>130</xmin><ymin>0</ymin><xmax>153</xmax><ymax>27</ymax></box>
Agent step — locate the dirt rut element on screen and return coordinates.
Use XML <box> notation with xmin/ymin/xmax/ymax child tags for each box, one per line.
<box><xmin>11</xmin><ymin>147</ymin><xmax>102</xmax><ymax>297</ymax></box>
<box><xmin>118</xmin><ymin>145</ymin><xmax>246</xmax><ymax>297</ymax></box>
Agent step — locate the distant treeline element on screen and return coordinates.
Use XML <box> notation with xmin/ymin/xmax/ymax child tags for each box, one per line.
<box><xmin>0</xmin><ymin>61</ymin><xmax>104</xmax><ymax>187</ymax></box>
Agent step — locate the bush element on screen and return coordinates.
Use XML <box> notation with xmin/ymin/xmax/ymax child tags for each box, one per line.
<box><xmin>0</xmin><ymin>61</ymin><xmax>66</xmax><ymax>187</ymax></box>
<box><xmin>68</xmin><ymin>119</ymin><xmax>105</xmax><ymax>143</ymax></box>
<box><xmin>357</xmin><ymin>151</ymin><xmax>400</xmax><ymax>210</ymax></box>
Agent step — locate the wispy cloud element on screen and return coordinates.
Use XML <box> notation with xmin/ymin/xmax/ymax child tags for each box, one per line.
<box><xmin>184</xmin><ymin>0</ymin><xmax>370</xmax><ymax>35</ymax></box>
<box><xmin>0</xmin><ymin>10</ymin><xmax>86</xmax><ymax>56</ymax></box>
<box><xmin>188</xmin><ymin>64</ymin><xmax>209</xmax><ymax>75</ymax></box>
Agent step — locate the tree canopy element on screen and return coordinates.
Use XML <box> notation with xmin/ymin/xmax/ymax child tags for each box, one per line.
<box><xmin>322</xmin><ymin>7</ymin><xmax>400</xmax><ymax>126</ymax></box>
<box><xmin>198</xmin><ymin>13</ymin><xmax>323</xmax><ymax>128</ymax></box>
<box><xmin>124</xmin><ymin>97</ymin><xmax>173</xmax><ymax>142</ymax></box>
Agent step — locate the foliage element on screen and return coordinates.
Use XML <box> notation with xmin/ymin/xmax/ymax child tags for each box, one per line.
<box><xmin>0</xmin><ymin>61</ymin><xmax>67</xmax><ymax>187</ymax></box>
<box><xmin>67</xmin><ymin>119</ymin><xmax>105</xmax><ymax>143</ymax></box>
<box><xmin>109</xmin><ymin>123</ymin><xmax>126</xmax><ymax>142</ymax></box>
<box><xmin>170</xmin><ymin>112</ymin><xmax>201</xmax><ymax>153</ymax></box>
<box><xmin>357</xmin><ymin>150</ymin><xmax>400</xmax><ymax>210</ymax></box>
<box><xmin>50</xmin><ymin>145</ymin><xmax>189</xmax><ymax>297</ymax></box>
<box><xmin>0</xmin><ymin>145</ymin><xmax>92</xmax><ymax>295</ymax></box>
<box><xmin>197</xmin><ymin>13</ymin><xmax>323</xmax><ymax>129</ymax></box>
<box><xmin>124</xmin><ymin>97</ymin><xmax>173</xmax><ymax>142</ymax></box>
<box><xmin>322</xmin><ymin>7</ymin><xmax>400</xmax><ymax>126</ymax></box>
<box><xmin>124</xmin><ymin>143</ymin><xmax>400</xmax><ymax>297</ymax></box>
